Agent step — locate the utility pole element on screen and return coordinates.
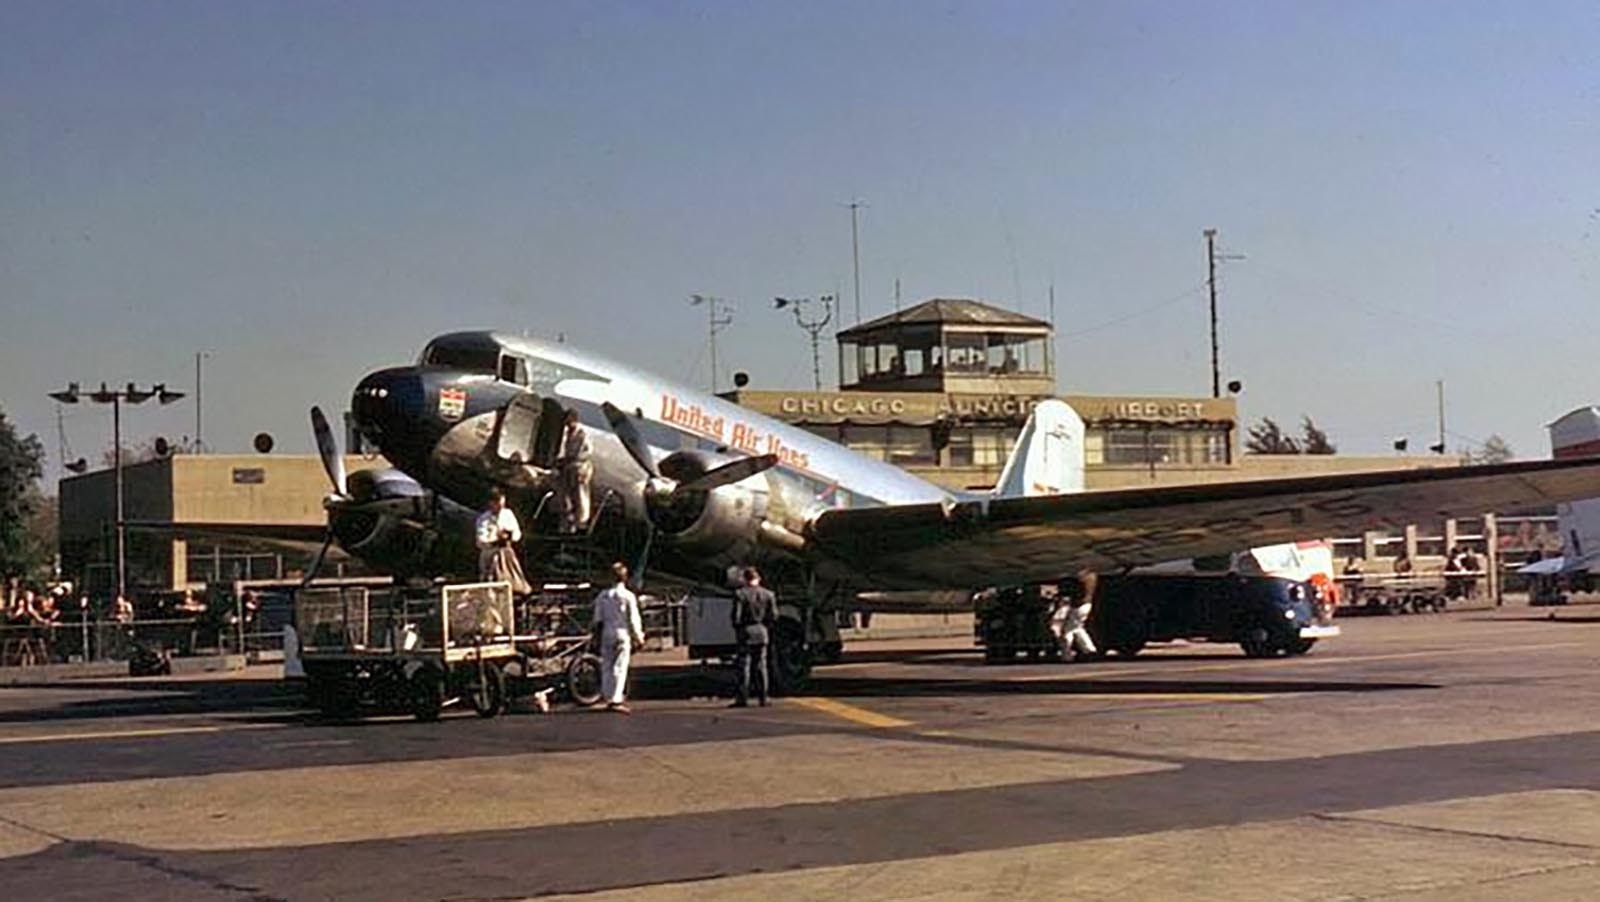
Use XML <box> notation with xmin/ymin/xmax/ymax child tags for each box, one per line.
<box><xmin>195</xmin><ymin>350</ymin><xmax>210</xmax><ymax>451</ymax></box>
<box><xmin>844</xmin><ymin>199</ymin><xmax>867</xmax><ymax>324</ymax></box>
<box><xmin>1203</xmin><ymin>228</ymin><xmax>1245</xmax><ymax>398</ymax></box>
<box><xmin>689</xmin><ymin>295</ymin><xmax>734</xmax><ymax>392</ymax></box>
<box><xmin>775</xmin><ymin>295</ymin><xmax>835</xmax><ymax>391</ymax></box>
<box><xmin>1435</xmin><ymin>379</ymin><xmax>1447</xmax><ymax>454</ymax></box>
<box><xmin>1048</xmin><ymin>282</ymin><xmax>1057</xmax><ymax>382</ymax></box>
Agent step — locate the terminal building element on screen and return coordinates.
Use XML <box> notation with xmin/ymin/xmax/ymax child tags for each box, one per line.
<box><xmin>726</xmin><ymin>298</ymin><xmax>1436</xmax><ymax>492</ymax></box>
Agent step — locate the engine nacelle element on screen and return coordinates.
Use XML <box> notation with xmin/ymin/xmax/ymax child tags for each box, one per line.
<box><xmin>650</xmin><ymin>450</ymin><xmax>770</xmax><ymax>561</ymax></box>
<box><xmin>329</xmin><ymin>469</ymin><xmax>476</xmax><ymax>578</ymax></box>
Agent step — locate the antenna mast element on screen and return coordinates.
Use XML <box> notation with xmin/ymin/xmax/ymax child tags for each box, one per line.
<box><xmin>690</xmin><ymin>295</ymin><xmax>734</xmax><ymax>392</ymax></box>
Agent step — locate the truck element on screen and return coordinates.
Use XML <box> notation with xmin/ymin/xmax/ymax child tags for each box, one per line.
<box><xmin>975</xmin><ymin>542</ymin><xmax>1340</xmax><ymax>662</ymax></box>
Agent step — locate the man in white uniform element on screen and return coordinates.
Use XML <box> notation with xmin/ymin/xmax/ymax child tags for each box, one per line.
<box><xmin>556</xmin><ymin>409</ymin><xmax>594</xmax><ymax>534</ymax></box>
<box><xmin>590</xmin><ymin>561</ymin><xmax>644</xmax><ymax>713</ymax></box>
<box><xmin>1055</xmin><ymin>570</ymin><xmax>1098</xmax><ymax>662</ymax></box>
<box><xmin>475</xmin><ymin>490</ymin><xmax>531</xmax><ymax>595</ymax></box>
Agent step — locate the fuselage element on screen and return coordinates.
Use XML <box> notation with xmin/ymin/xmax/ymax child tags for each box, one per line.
<box><xmin>349</xmin><ymin>331</ymin><xmax>958</xmax><ymax>590</ymax></box>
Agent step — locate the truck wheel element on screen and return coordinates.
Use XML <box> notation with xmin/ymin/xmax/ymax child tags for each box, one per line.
<box><xmin>565</xmin><ymin>653</ymin><xmax>604</xmax><ymax>707</ymax></box>
<box><xmin>408</xmin><ymin>668</ymin><xmax>443</xmax><ymax>722</ymax></box>
<box><xmin>1241</xmin><ymin>637</ymin><xmax>1275</xmax><ymax>658</ymax></box>
<box><xmin>307</xmin><ymin>672</ymin><xmax>358</xmax><ymax>720</ymax></box>
<box><xmin>468</xmin><ymin>663</ymin><xmax>506</xmax><ymax>718</ymax></box>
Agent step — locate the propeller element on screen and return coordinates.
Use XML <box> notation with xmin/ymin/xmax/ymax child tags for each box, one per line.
<box><xmin>600</xmin><ymin>402</ymin><xmax>779</xmax><ymax>495</ymax></box>
<box><xmin>600</xmin><ymin>401</ymin><xmax>780</xmax><ymax>584</ymax></box>
<box><xmin>301</xmin><ymin>406</ymin><xmax>346</xmax><ymax>587</ymax></box>
<box><xmin>311</xmin><ymin>405</ymin><xmax>347</xmax><ymax>498</ymax></box>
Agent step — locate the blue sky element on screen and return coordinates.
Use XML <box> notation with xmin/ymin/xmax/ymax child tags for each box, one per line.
<box><xmin>4</xmin><ymin>1</ymin><xmax>1599</xmax><ymax>478</ymax></box>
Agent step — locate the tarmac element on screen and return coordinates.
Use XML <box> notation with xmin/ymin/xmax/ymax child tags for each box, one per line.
<box><xmin>2</xmin><ymin>599</ymin><xmax>1600</xmax><ymax>900</ymax></box>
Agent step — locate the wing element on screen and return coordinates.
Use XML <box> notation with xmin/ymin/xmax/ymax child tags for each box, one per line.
<box><xmin>808</xmin><ymin>457</ymin><xmax>1600</xmax><ymax>589</ymax></box>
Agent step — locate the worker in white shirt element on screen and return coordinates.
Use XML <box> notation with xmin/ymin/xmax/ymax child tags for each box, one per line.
<box><xmin>475</xmin><ymin>490</ymin><xmax>531</xmax><ymax>595</ymax></box>
<box><xmin>1056</xmin><ymin>569</ymin><xmax>1099</xmax><ymax>662</ymax></box>
<box><xmin>590</xmin><ymin>561</ymin><xmax>645</xmax><ymax>713</ymax></box>
<box><xmin>556</xmin><ymin>408</ymin><xmax>594</xmax><ymax>534</ymax></box>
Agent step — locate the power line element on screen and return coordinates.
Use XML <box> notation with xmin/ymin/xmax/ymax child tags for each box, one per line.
<box><xmin>1058</xmin><ymin>282</ymin><xmax>1208</xmax><ymax>339</ymax></box>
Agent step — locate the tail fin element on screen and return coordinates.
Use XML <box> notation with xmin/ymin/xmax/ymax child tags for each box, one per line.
<box><xmin>993</xmin><ymin>399</ymin><xmax>1085</xmax><ymax>498</ymax></box>
<box><xmin>1547</xmin><ymin>407</ymin><xmax>1600</xmax><ymax>573</ymax></box>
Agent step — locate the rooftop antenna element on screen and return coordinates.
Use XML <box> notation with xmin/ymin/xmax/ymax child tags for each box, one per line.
<box><xmin>690</xmin><ymin>294</ymin><xmax>734</xmax><ymax>392</ymax></box>
<box><xmin>843</xmin><ymin>199</ymin><xmax>867</xmax><ymax>324</ymax></box>
<box><xmin>894</xmin><ymin>276</ymin><xmax>902</xmax><ymax>314</ymax></box>
<box><xmin>774</xmin><ymin>295</ymin><xmax>835</xmax><ymax>391</ymax></box>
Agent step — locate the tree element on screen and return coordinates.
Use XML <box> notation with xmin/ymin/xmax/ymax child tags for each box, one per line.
<box><xmin>1301</xmin><ymin>416</ymin><xmax>1337</xmax><ymax>455</ymax></box>
<box><xmin>1464</xmin><ymin>434</ymin><xmax>1514</xmax><ymax>465</ymax></box>
<box><xmin>0</xmin><ymin>406</ymin><xmax>47</xmax><ymax>579</ymax></box>
<box><xmin>1246</xmin><ymin>417</ymin><xmax>1301</xmax><ymax>454</ymax></box>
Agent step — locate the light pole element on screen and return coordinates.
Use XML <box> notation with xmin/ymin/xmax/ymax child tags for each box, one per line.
<box><xmin>774</xmin><ymin>295</ymin><xmax>835</xmax><ymax>391</ymax></box>
<box><xmin>49</xmin><ymin>381</ymin><xmax>186</xmax><ymax>604</ymax></box>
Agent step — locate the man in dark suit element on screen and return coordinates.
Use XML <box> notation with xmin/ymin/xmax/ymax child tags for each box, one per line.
<box><xmin>730</xmin><ymin>566</ymin><xmax>777</xmax><ymax>707</ymax></box>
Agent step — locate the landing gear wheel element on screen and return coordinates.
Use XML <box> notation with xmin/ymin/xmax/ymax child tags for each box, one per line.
<box><xmin>565</xmin><ymin>653</ymin><xmax>604</xmax><ymax>707</ymax></box>
<box><xmin>983</xmin><ymin>645</ymin><xmax>1011</xmax><ymax>664</ymax></box>
<box><xmin>770</xmin><ymin>619</ymin><xmax>811</xmax><ymax>695</ymax></box>
<box><xmin>467</xmin><ymin>663</ymin><xmax>506</xmax><ymax>718</ymax></box>
<box><xmin>408</xmin><ymin>668</ymin><xmax>443</xmax><ymax>722</ymax></box>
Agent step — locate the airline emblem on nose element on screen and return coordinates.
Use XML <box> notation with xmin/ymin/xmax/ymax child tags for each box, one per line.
<box><xmin>439</xmin><ymin>387</ymin><xmax>467</xmax><ymax>421</ymax></box>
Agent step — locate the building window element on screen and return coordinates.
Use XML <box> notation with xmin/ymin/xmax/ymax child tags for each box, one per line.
<box><xmin>837</xmin><ymin>425</ymin><xmax>936</xmax><ymax>465</ymax></box>
<box><xmin>1098</xmin><ymin>426</ymin><xmax>1231</xmax><ymax>465</ymax></box>
<box><xmin>947</xmin><ymin>426</ymin><xmax>1015</xmax><ymax>468</ymax></box>
<box><xmin>946</xmin><ymin>334</ymin><xmax>987</xmax><ymax>374</ymax></box>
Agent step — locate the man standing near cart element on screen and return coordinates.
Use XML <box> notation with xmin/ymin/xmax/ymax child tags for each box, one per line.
<box><xmin>476</xmin><ymin>490</ymin><xmax>532</xmax><ymax>596</ymax></box>
<box><xmin>730</xmin><ymin>567</ymin><xmax>776</xmax><ymax>707</ymax></box>
<box><xmin>591</xmin><ymin>561</ymin><xmax>644</xmax><ymax>714</ymax></box>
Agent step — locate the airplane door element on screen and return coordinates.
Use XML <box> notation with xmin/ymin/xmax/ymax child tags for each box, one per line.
<box><xmin>492</xmin><ymin>393</ymin><xmax>544</xmax><ymax>464</ymax></box>
<box><xmin>532</xmin><ymin>398</ymin><xmax>567</xmax><ymax>467</ymax></box>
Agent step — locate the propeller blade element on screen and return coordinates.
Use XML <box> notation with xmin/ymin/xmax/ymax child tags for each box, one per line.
<box><xmin>310</xmin><ymin>406</ymin><xmax>347</xmax><ymax>496</ymax></box>
<box><xmin>679</xmin><ymin>453</ymin><xmax>780</xmax><ymax>493</ymax></box>
<box><xmin>298</xmin><ymin>530</ymin><xmax>336</xmax><ymax>589</ymax></box>
<box><xmin>631</xmin><ymin>523</ymin><xmax>656</xmax><ymax>586</ymax></box>
<box><xmin>601</xmin><ymin>402</ymin><xmax>661</xmax><ymax>479</ymax></box>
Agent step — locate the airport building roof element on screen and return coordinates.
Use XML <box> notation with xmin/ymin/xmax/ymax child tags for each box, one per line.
<box><xmin>837</xmin><ymin>299</ymin><xmax>1050</xmax><ymax>340</ymax></box>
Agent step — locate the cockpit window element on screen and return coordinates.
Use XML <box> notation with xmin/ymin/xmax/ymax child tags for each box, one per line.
<box><xmin>422</xmin><ymin>340</ymin><xmax>500</xmax><ymax>375</ymax></box>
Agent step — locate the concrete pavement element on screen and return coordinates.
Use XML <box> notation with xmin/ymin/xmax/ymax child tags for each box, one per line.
<box><xmin>2</xmin><ymin>603</ymin><xmax>1600</xmax><ymax>899</ymax></box>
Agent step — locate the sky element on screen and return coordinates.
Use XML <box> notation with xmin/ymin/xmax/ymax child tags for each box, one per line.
<box><xmin>4</xmin><ymin>1</ymin><xmax>1600</xmax><ymax>482</ymax></box>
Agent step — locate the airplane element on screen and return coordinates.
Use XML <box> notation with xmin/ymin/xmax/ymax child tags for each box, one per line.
<box><xmin>308</xmin><ymin>329</ymin><xmax>1600</xmax><ymax>687</ymax></box>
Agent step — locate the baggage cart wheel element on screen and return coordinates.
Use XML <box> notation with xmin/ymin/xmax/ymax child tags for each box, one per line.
<box><xmin>468</xmin><ymin>662</ymin><xmax>506</xmax><ymax>718</ymax></box>
<box><xmin>409</xmin><ymin>668</ymin><xmax>443</xmax><ymax>722</ymax></box>
<box><xmin>565</xmin><ymin>653</ymin><xmax>604</xmax><ymax>707</ymax></box>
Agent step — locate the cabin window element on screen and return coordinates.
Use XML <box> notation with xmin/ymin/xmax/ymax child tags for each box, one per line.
<box><xmin>498</xmin><ymin>355</ymin><xmax>528</xmax><ymax>385</ymax></box>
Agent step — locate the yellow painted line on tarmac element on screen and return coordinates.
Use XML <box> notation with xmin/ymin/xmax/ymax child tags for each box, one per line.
<box><xmin>789</xmin><ymin>696</ymin><xmax>913</xmax><ymax>729</ymax></box>
<box><xmin>0</xmin><ymin>722</ymin><xmax>284</xmax><ymax>746</ymax></box>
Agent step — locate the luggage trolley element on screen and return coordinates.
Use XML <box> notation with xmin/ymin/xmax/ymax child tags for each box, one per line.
<box><xmin>295</xmin><ymin>581</ymin><xmax>520</xmax><ymax>721</ymax></box>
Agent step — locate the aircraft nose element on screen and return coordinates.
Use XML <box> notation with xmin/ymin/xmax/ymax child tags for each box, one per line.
<box><xmin>351</xmin><ymin>367</ymin><xmax>425</xmax><ymax>444</ymax></box>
